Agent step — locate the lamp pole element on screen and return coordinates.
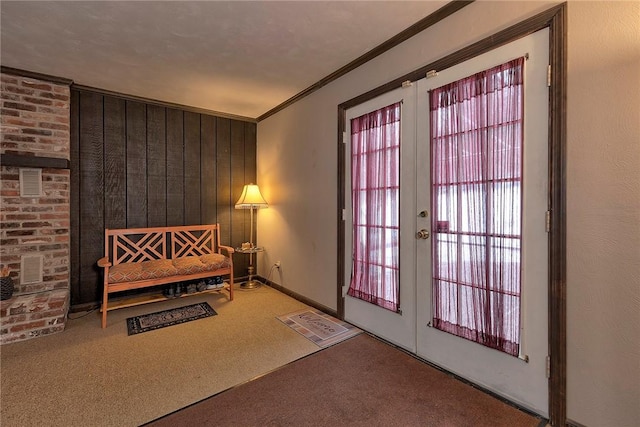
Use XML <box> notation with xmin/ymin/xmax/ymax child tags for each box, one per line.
<box><xmin>248</xmin><ymin>204</ymin><xmax>255</xmax><ymax>278</ymax></box>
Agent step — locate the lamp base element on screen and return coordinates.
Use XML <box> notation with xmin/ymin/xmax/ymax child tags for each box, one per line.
<box><xmin>240</xmin><ymin>279</ymin><xmax>262</xmax><ymax>289</ymax></box>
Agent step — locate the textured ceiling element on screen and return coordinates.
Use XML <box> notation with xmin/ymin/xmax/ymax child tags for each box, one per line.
<box><xmin>0</xmin><ymin>1</ymin><xmax>446</xmax><ymax>119</ymax></box>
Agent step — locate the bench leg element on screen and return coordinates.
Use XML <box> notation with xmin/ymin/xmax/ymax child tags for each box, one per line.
<box><xmin>102</xmin><ymin>286</ymin><xmax>108</xmax><ymax>328</ymax></box>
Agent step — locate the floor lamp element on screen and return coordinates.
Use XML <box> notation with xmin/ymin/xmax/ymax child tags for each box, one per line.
<box><xmin>235</xmin><ymin>184</ymin><xmax>268</xmax><ymax>289</ymax></box>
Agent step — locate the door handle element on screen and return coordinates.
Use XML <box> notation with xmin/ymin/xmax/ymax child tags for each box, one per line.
<box><xmin>416</xmin><ymin>229</ymin><xmax>430</xmax><ymax>240</ymax></box>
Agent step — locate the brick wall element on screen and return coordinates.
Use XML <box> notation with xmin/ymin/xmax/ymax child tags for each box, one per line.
<box><xmin>0</xmin><ymin>72</ymin><xmax>71</xmax><ymax>344</ymax></box>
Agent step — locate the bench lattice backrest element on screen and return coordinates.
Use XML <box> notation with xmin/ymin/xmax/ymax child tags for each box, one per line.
<box><xmin>105</xmin><ymin>225</ymin><xmax>220</xmax><ymax>266</ymax></box>
<box><xmin>170</xmin><ymin>226</ymin><xmax>219</xmax><ymax>258</ymax></box>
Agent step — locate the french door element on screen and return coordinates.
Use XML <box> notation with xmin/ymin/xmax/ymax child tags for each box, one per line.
<box><xmin>344</xmin><ymin>29</ymin><xmax>550</xmax><ymax>415</ymax></box>
<box><xmin>344</xmin><ymin>87</ymin><xmax>417</xmax><ymax>352</ymax></box>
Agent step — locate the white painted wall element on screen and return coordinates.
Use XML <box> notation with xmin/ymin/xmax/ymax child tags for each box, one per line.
<box><xmin>566</xmin><ymin>2</ymin><xmax>640</xmax><ymax>426</ymax></box>
<box><xmin>257</xmin><ymin>1</ymin><xmax>640</xmax><ymax>425</ymax></box>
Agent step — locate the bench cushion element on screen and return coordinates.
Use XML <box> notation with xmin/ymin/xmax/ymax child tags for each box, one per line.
<box><xmin>109</xmin><ymin>259</ymin><xmax>177</xmax><ymax>283</ymax></box>
<box><xmin>143</xmin><ymin>259</ymin><xmax>177</xmax><ymax>277</ymax></box>
<box><xmin>200</xmin><ymin>253</ymin><xmax>231</xmax><ymax>270</ymax></box>
<box><xmin>108</xmin><ymin>254</ymin><xmax>230</xmax><ymax>284</ymax></box>
<box><xmin>172</xmin><ymin>256</ymin><xmax>208</xmax><ymax>275</ymax></box>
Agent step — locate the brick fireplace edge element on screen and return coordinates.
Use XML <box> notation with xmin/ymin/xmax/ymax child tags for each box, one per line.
<box><xmin>1</xmin><ymin>71</ymin><xmax>71</xmax><ymax>345</ymax></box>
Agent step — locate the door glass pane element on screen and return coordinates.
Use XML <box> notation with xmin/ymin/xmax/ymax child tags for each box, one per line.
<box><xmin>430</xmin><ymin>58</ymin><xmax>525</xmax><ymax>356</ymax></box>
<box><xmin>348</xmin><ymin>102</ymin><xmax>401</xmax><ymax>313</ymax></box>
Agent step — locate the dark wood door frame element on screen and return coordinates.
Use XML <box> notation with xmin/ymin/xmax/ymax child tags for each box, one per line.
<box><xmin>336</xmin><ymin>4</ymin><xmax>567</xmax><ymax>425</ymax></box>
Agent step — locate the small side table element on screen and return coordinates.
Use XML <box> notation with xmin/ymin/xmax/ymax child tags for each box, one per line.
<box><xmin>235</xmin><ymin>246</ymin><xmax>264</xmax><ymax>289</ymax></box>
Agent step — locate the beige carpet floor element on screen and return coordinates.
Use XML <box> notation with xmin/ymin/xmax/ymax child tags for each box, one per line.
<box><xmin>0</xmin><ymin>285</ymin><xmax>320</xmax><ymax>426</ymax></box>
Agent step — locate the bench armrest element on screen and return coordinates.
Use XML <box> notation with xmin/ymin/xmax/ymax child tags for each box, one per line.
<box><xmin>218</xmin><ymin>245</ymin><xmax>235</xmax><ymax>256</ymax></box>
<box><xmin>97</xmin><ymin>257</ymin><xmax>112</xmax><ymax>268</ymax></box>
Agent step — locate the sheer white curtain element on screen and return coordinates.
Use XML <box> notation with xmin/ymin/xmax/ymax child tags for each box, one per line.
<box><xmin>348</xmin><ymin>102</ymin><xmax>401</xmax><ymax>312</ymax></box>
<box><xmin>430</xmin><ymin>58</ymin><xmax>524</xmax><ymax>356</ymax></box>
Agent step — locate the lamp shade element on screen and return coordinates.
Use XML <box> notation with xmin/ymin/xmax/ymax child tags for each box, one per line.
<box><xmin>235</xmin><ymin>184</ymin><xmax>268</xmax><ymax>209</ymax></box>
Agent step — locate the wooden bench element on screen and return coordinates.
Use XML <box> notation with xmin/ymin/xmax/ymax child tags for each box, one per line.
<box><xmin>97</xmin><ymin>224</ymin><xmax>234</xmax><ymax>328</ymax></box>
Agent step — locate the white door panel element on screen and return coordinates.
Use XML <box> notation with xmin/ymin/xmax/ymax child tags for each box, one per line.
<box><xmin>344</xmin><ymin>87</ymin><xmax>417</xmax><ymax>352</ymax></box>
<box><xmin>415</xmin><ymin>29</ymin><xmax>549</xmax><ymax>415</ymax></box>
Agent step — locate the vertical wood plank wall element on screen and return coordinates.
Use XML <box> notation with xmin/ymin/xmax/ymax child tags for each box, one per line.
<box><xmin>70</xmin><ymin>88</ymin><xmax>256</xmax><ymax>308</ymax></box>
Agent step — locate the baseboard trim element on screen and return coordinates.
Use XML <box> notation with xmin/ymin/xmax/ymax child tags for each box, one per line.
<box><xmin>69</xmin><ymin>302</ymin><xmax>100</xmax><ymax>313</ymax></box>
<box><xmin>70</xmin><ymin>276</ymin><xmax>336</xmax><ymax>321</ymax></box>
<box><xmin>257</xmin><ymin>276</ymin><xmax>338</xmax><ymax>318</ymax></box>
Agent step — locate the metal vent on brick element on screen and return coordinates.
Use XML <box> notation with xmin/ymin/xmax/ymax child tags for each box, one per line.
<box><xmin>19</xmin><ymin>168</ymin><xmax>42</xmax><ymax>197</ymax></box>
<box><xmin>21</xmin><ymin>255</ymin><xmax>43</xmax><ymax>284</ymax></box>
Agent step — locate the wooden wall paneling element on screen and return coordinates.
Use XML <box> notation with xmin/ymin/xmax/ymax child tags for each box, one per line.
<box><xmin>103</xmin><ymin>96</ymin><xmax>127</xmax><ymax>229</ymax></box>
<box><xmin>216</xmin><ymin>117</ymin><xmax>232</xmax><ymax>256</ymax></box>
<box><xmin>78</xmin><ymin>91</ymin><xmax>105</xmax><ymax>305</ymax></box>
<box><xmin>243</xmin><ymin>121</ymin><xmax>257</xmax><ymax>242</ymax></box>
<box><xmin>200</xmin><ymin>115</ymin><xmax>217</xmax><ymax>225</ymax></box>
<box><xmin>230</xmin><ymin>119</ymin><xmax>248</xmax><ymax>277</ymax></box>
<box><xmin>69</xmin><ymin>90</ymin><xmax>81</xmax><ymax>306</ymax></box>
<box><xmin>69</xmin><ymin>88</ymin><xmax>256</xmax><ymax>308</ymax></box>
<box><xmin>243</xmin><ymin>123</ymin><xmax>257</xmax><ymax>184</ymax></box>
<box><xmin>146</xmin><ymin>105</ymin><xmax>167</xmax><ymax>227</ymax></box>
<box><xmin>125</xmin><ymin>101</ymin><xmax>147</xmax><ymax>228</ymax></box>
<box><xmin>166</xmin><ymin>109</ymin><xmax>184</xmax><ymax>226</ymax></box>
<box><xmin>183</xmin><ymin>111</ymin><xmax>201</xmax><ymax>225</ymax></box>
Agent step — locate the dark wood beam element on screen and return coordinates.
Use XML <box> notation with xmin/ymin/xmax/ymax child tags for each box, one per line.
<box><xmin>72</xmin><ymin>84</ymin><xmax>257</xmax><ymax>123</ymax></box>
<box><xmin>340</xmin><ymin>4</ymin><xmax>566</xmax><ymax>111</ymax></box>
<box><xmin>257</xmin><ymin>1</ymin><xmax>475</xmax><ymax>122</ymax></box>
<box><xmin>0</xmin><ymin>153</ymin><xmax>70</xmax><ymax>169</ymax></box>
<box><xmin>0</xmin><ymin>66</ymin><xmax>73</xmax><ymax>86</ymax></box>
<box><xmin>548</xmin><ymin>3</ymin><xmax>568</xmax><ymax>426</ymax></box>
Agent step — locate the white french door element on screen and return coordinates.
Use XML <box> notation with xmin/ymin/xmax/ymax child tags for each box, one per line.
<box><xmin>415</xmin><ymin>29</ymin><xmax>550</xmax><ymax>415</ymax></box>
<box><xmin>344</xmin><ymin>87</ymin><xmax>417</xmax><ymax>352</ymax></box>
<box><xmin>344</xmin><ymin>29</ymin><xmax>550</xmax><ymax>415</ymax></box>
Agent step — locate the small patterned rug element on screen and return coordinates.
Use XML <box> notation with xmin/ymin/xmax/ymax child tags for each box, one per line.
<box><xmin>277</xmin><ymin>308</ymin><xmax>361</xmax><ymax>348</ymax></box>
<box><xmin>127</xmin><ymin>302</ymin><xmax>217</xmax><ymax>335</ymax></box>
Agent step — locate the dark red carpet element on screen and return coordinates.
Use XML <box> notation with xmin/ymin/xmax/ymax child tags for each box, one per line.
<box><xmin>146</xmin><ymin>333</ymin><xmax>544</xmax><ymax>426</ymax></box>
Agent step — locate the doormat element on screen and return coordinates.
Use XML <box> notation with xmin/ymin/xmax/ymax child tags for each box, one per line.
<box><xmin>126</xmin><ymin>302</ymin><xmax>217</xmax><ymax>335</ymax></box>
<box><xmin>277</xmin><ymin>308</ymin><xmax>361</xmax><ymax>348</ymax></box>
